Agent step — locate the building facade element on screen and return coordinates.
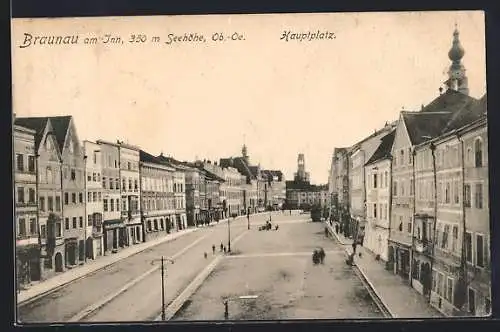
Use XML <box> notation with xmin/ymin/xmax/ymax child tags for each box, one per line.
<box><xmin>173</xmin><ymin>168</ymin><xmax>187</xmax><ymax>230</ymax></box>
<box><xmin>139</xmin><ymin>151</ymin><xmax>176</xmax><ymax>242</ymax></box>
<box><xmin>56</xmin><ymin>116</ymin><xmax>87</xmax><ymax>268</ymax></box>
<box><xmin>119</xmin><ymin>143</ymin><xmax>142</xmax><ymax>245</ymax></box>
<box><xmin>15</xmin><ymin>117</ymin><xmax>66</xmax><ymax>279</ymax></box>
<box><xmin>364</xmin><ymin>130</ymin><xmax>395</xmax><ymax>262</ymax></box>
<box><xmin>83</xmin><ymin>140</ymin><xmax>104</xmax><ymax>260</ymax></box>
<box><xmin>96</xmin><ymin>140</ymin><xmax>124</xmax><ymax>253</ymax></box>
<box><xmin>14</xmin><ymin>125</ymin><xmax>41</xmax><ymax>288</ymax></box>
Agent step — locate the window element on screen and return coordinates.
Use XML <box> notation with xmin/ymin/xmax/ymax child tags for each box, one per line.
<box><xmin>16</xmin><ymin>154</ymin><xmax>24</xmax><ymax>171</ymax></box>
<box><xmin>373</xmin><ymin>174</ymin><xmax>378</xmax><ymax>188</ymax></box>
<box><xmin>72</xmin><ymin>217</ymin><xmax>77</xmax><ymax>228</ymax></box>
<box><xmin>122</xmin><ymin>199</ymin><xmax>127</xmax><ymax>211</ymax></box>
<box><xmin>128</xmin><ymin>179</ymin><xmax>132</xmax><ymax>191</ymax></box>
<box><xmin>445</xmin><ymin>182</ymin><xmax>450</xmax><ymax>204</ymax></box>
<box><xmin>88</xmin><ymin>215</ymin><xmax>92</xmax><ymax>226</ymax></box>
<box><xmin>464</xmin><ymin>184</ymin><xmax>471</xmax><ymax>207</ymax></box>
<box><xmin>48</xmin><ymin>196</ymin><xmax>54</xmax><ymax>212</ymax></box>
<box><xmin>393</xmin><ymin>181</ymin><xmax>398</xmax><ymax>196</ymax></box>
<box><xmin>28</xmin><ymin>188</ymin><xmax>35</xmax><ymax>203</ymax></box>
<box><xmin>127</xmin><ymin>161</ymin><xmax>131</xmax><ymax>170</ymax></box>
<box><xmin>468</xmin><ymin>288</ymin><xmax>476</xmax><ymax>315</ymax></box>
<box><xmin>408</xmin><ymin>148</ymin><xmax>412</xmax><ymax>164</ymax></box>
<box><xmin>92</xmin><ymin>192</ymin><xmax>97</xmax><ymax>202</ymax></box>
<box><xmin>452</xmin><ymin>225</ymin><xmax>459</xmax><ymax>253</ymax></box>
<box><xmin>40</xmin><ymin>225</ymin><xmax>46</xmax><ymax>238</ymax></box>
<box><xmin>116</xmin><ymin>178</ymin><xmax>120</xmax><ymax>190</ymax></box>
<box><xmin>475</xmin><ymin>139</ymin><xmax>483</xmax><ymax>168</ymax></box>
<box><xmin>29</xmin><ymin>218</ymin><xmax>37</xmax><ymax>235</ymax></box>
<box><xmin>56</xmin><ymin>196</ymin><xmax>61</xmax><ymax>211</ymax></box>
<box><xmin>18</xmin><ymin>218</ymin><xmax>26</xmax><ymax>237</ymax></box>
<box><xmin>79</xmin><ymin>193</ymin><xmax>83</xmax><ymax>203</ymax></box>
<box><xmin>88</xmin><ymin>192</ymin><xmax>92</xmax><ymax>202</ymax></box>
<box><xmin>103</xmin><ymin>177</ymin><xmax>107</xmax><ymax>188</ymax></box>
<box><xmin>64</xmin><ymin>192</ymin><xmax>69</xmax><ymax>205</ymax></box>
<box><xmin>147</xmin><ymin>220</ymin><xmax>152</xmax><ymax>231</ymax></box>
<box><xmin>79</xmin><ymin>217</ymin><xmax>83</xmax><ymax>228</ymax></box>
<box><xmin>110</xmin><ymin>199</ymin><xmax>114</xmax><ymax>211</ymax></box>
<box><xmin>400</xmin><ymin>150</ymin><xmax>405</xmax><ymax>165</ymax></box>
<box><xmin>71</xmin><ymin>169</ymin><xmax>76</xmax><ymax>180</ymax></box>
<box><xmin>88</xmin><ymin>174</ymin><xmax>92</xmax><ymax>182</ymax></box>
<box><xmin>93</xmin><ymin>172</ymin><xmax>97</xmax><ymax>182</ymax></box>
<box><xmin>442</xmin><ymin>224</ymin><xmax>450</xmax><ymax>249</ymax></box>
<box><xmin>71</xmin><ymin>193</ymin><xmax>76</xmax><ymax>204</ymax></box>
<box><xmin>373</xmin><ymin>203</ymin><xmax>377</xmax><ymax>218</ymax></box>
<box><xmin>116</xmin><ymin>198</ymin><xmax>120</xmax><ymax>211</ymax></box>
<box><xmin>407</xmin><ymin>220</ymin><xmax>412</xmax><ymax>234</ymax></box>
<box><xmin>454</xmin><ymin>181</ymin><xmax>459</xmax><ymax>204</ymax></box>
<box><xmin>446</xmin><ymin>277</ymin><xmax>454</xmax><ymax>302</ymax></box>
<box><xmin>103</xmin><ymin>199</ymin><xmax>108</xmax><ymax>212</ymax></box>
<box><xmin>28</xmin><ymin>156</ymin><xmax>35</xmax><ymax>172</ymax></box>
<box><xmin>134</xmin><ymin>179</ymin><xmax>138</xmax><ymax>191</ymax></box>
<box><xmin>65</xmin><ymin>218</ymin><xmax>70</xmax><ymax>230</ymax></box>
<box><xmin>56</xmin><ymin>222</ymin><xmax>62</xmax><ymax>237</ymax></box>
<box><xmin>476</xmin><ymin>234</ymin><xmax>484</xmax><ymax>268</ymax></box>
<box><xmin>154</xmin><ymin>219</ymin><xmax>158</xmax><ymax>230</ymax></box>
<box><xmin>17</xmin><ymin>187</ymin><xmax>24</xmax><ymax>204</ymax></box>
<box><xmin>465</xmin><ymin>232</ymin><xmax>473</xmax><ymax>263</ymax></box>
<box><xmin>475</xmin><ymin>183</ymin><xmax>483</xmax><ymax>209</ymax></box>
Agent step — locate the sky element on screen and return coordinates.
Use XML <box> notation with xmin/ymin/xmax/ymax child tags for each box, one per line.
<box><xmin>11</xmin><ymin>11</ymin><xmax>486</xmax><ymax>184</ymax></box>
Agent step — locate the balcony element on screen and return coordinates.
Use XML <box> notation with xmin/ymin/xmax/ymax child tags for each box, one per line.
<box><xmin>414</xmin><ymin>237</ymin><xmax>433</xmax><ymax>255</ymax></box>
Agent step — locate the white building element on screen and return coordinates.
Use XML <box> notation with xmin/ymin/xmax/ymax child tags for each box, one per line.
<box><xmin>83</xmin><ymin>140</ymin><xmax>104</xmax><ymax>260</ymax></box>
<box><xmin>364</xmin><ymin>130</ymin><xmax>395</xmax><ymax>262</ymax></box>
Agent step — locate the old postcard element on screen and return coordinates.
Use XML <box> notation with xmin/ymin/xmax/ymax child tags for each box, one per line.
<box><xmin>11</xmin><ymin>11</ymin><xmax>489</xmax><ymax>323</ymax></box>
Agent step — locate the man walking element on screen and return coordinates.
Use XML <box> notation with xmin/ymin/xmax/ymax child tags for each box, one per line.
<box><xmin>212</xmin><ymin>244</ymin><xmax>216</xmax><ymax>255</ymax></box>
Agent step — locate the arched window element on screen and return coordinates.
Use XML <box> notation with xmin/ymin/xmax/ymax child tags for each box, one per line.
<box><xmin>475</xmin><ymin>138</ymin><xmax>483</xmax><ymax>168</ymax></box>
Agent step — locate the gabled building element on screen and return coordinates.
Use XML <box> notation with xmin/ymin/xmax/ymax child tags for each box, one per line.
<box><xmin>15</xmin><ymin>117</ymin><xmax>65</xmax><ymax>277</ymax></box>
<box><xmin>364</xmin><ymin>129</ymin><xmax>396</xmax><ymax>262</ymax></box>
<box><xmin>388</xmin><ymin>27</ymin><xmax>479</xmax><ymax>287</ymax></box>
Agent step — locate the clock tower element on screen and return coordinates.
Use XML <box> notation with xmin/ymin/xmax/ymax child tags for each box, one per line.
<box><xmin>446</xmin><ymin>25</ymin><xmax>469</xmax><ymax>95</ymax></box>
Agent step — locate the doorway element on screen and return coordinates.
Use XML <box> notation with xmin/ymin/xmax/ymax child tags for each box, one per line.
<box><xmin>55</xmin><ymin>252</ymin><xmax>63</xmax><ymax>272</ymax></box>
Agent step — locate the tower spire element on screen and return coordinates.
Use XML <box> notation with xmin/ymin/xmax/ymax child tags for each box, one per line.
<box><xmin>446</xmin><ymin>25</ymin><xmax>469</xmax><ymax>95</ymax></box>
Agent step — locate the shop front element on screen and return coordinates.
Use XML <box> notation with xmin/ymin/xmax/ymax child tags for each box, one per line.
<box><xmin>16</xmin><ymin>244</ymin><xmax>41</xmax><ymax>289</ymax></box>
<box><xmin>103</xmin><ymin>219</ymin><xmax>125</xmax><ymax>254</ymax></box>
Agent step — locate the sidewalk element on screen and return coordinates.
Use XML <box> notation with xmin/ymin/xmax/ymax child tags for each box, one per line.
<box><xmin>17</xmin><ymin>212</ymin><xmax>267</xmax><ymax>305</ymax></box>
<box><xmin>17</xmin><ymin>227</ymin><xmax>199</xmax><ymax>305</ymax></box>
<box><xmin>324</xmin><ymin>222</ymin><xmax>444</xmax><ymax>319</ymax></box>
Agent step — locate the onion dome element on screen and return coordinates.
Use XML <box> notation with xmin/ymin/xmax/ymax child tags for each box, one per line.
<box><xmin>448</xmin><ymin>26</ymin><xmax>465</xmax><ymax>61</ymax></box>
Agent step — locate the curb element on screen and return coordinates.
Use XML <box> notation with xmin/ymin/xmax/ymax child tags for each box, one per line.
<box><xmin>324</xmin><ymin>222</ymin><xmax>395</xmax><ymax>318</ymax></box>
<box><xmin>17</xmin><ymin>227</ymin><xmax>199</xmax><ymax>306</ymax></box>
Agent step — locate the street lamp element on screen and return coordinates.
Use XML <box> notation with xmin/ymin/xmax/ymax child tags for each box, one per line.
<box><xmin>151</xmin><ymin>256</ymin><xmax>174</xmax><ymax>321</ymax></box>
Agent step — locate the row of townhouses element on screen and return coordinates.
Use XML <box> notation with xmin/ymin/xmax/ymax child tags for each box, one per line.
<box><xmin>13</xmin><ymin>115</ymin><xmax>286</xmax><ymax>290</ymax></box>
<box><xmin>327</xmin><ymin>28</ymin><xmax>490</xmax><ymax>317</ymax></box>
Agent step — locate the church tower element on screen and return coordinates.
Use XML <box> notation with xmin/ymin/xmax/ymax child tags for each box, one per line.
<box><xmin>294</xmin><ymin>153</ymin><xmax>310</xmax><ymax>183</ymax></box>
<box><xmin>446</xmin><ymin>25</ymin><xmax>469</xmax><ymax>95</ymax></box>
<box><xmin>242</xmin><ymin>144</ymin><xmax>249</xmax><ymax>164</ymax></box>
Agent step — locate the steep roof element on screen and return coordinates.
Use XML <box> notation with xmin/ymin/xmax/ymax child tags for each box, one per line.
<box><xmin>442</xmin><ymin>93</ymin><xmax>486</xmax><ymax>134</ymax></box>
<box><xmin>47</xmin><ymin>116</ymin><xmax>72</xmax><ymax>151</ymax></box>
<box><xmin>420</xmin><ymin>89</ymin><xmax>476</xmax><ymax>114</ymax></box>
<box><xmin>402</xmin><ymin>111</ymin><xmax>454</xmax><ymax>146</ymax></box>
<box><xmin>14</xmin><ymin>117</ymin><xmax>49</xmax><ymax>150</ymax></box>
<box><xmin>220</xmin><ymin>157</ymin><xmax>254</xmax><ymax>182</ymax></box>
<box><xmin>365</xmin><ymin>129</ymin><xmax>396</xmax><ymax>166</ymax></box>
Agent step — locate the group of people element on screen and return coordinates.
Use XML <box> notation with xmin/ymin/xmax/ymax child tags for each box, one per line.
<box><xmin>312</xmin><ymin>247</ymin><xmax>326</xmax><ymax>265</ymax></box>
<box><xmin>205</xmin><ymin>242</ymin><xmax>229</xmax><ymax>259</ymax></box>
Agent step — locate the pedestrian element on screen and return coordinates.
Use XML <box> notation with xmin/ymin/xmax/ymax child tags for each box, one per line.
<box><xmin>325</xmin><ymin>227</ymin><xmax>329</xmax><ymax>237</ymax></box>
<box><xmin>212</xmin><ymin>244</ymin><xmax>216</xmax><ymax>255</ymax></box>
<box><xmin>220</xmin><ymin>242</ymin><xmax>224</xmax><ymax>252</ymax></box>
<box><xmin>352</xmin><ymin>242</ymin><xmax>357</xmax><ymax>254</ymax></box>
<box><xmin>335</xmin><ymin>224</ymin><xmax>339</xmax><ymax>234</ymax></box>
<box><xmin>223</xmin><ymin>246</ymin><xmax>227</xmax><ymax>254</ymax></box>
<box><xmin>319</xmin><ymin>248</ymin><xmax>326</xmax><ymax>264</ymax></box>
<box><xmin>204</xmin><ymin>252</ymin><xmax>208</xmax><ymax>259</ymax></box>
<box><xmin>289</xmin><ymin>209</ymin><xmax>292</xmax><ymax>215</ymax></box>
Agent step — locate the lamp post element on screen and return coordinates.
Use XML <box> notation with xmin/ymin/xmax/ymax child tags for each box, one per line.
<box><xmin>151</xmin><ymin>256</ymin><xmax>174</xmax><ymax>321</ymax></box>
